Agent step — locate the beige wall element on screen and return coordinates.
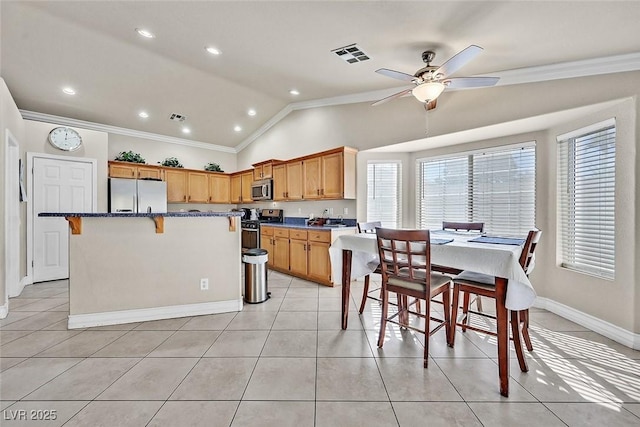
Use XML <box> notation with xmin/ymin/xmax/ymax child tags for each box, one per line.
<box><xmin>1</xmin><ymin>79</ymin><xmax>26</xmax><ymax>310</ymax></box>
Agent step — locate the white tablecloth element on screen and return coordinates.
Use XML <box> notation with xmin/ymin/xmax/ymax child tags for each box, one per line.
<box><xmin>329</xmin><ymin>231</ymin><xmax>536</xmax><ymax>310</ymax></box>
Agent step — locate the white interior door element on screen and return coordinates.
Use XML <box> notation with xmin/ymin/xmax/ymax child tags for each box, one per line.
<box><xmin>33</xmin><ymin>157</ymin><xmax>94</xmax><ymax>282</ymax></box>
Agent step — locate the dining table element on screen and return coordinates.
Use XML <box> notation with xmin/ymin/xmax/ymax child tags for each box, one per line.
<box><xmin>328</xmin><ymin>230</ymin><xmax>536</xmax><ymax>397</ymax></box>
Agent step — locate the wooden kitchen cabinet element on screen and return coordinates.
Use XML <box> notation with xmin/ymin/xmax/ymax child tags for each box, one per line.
<box><xmin>165</xmin><ymin>168</ymin><xmax>188</xmax><ymax>203</ymax></box>
<box><xmin>272</xmin><ymin>163</ymin><xmax>287</xmax><ymax>201</ymax></box>
<box><xmin>231</xmin><ymin>170</ymin><xmax>254</xmax><ymax>203</ymax></box>
<box><xmin>273</xmin><ymin>228</ymin><xmax>290</xmax><ymax>271</ymax></box>
<box><xmin>108</xmin><ymin>161</ymin><xmax>163</xmax><ymax>180</ymax></box>
<box><xmin>286</xmin><ymin>161</ymin><xmax>304</xmax><ymax>200</ymax></box>
<box><xmin>307</xmin><ymin>230</ymin><xmax>332</xmax><ymax>283</ymax></box>
<box><xmin>289</xmin><ymin>230</ymin><xmax>308</xmax><ymax>277</ymax></box>
<box><xmin>241</xmin><ymin>171</ymin><xmax>253</xmax><ymax>202</ymax></box>
<box><xmin>303</xmin><ymin>156</ymin><xmax>322</xmax><ymax>199</ymax></box>
<box><xmin>209</xmin><ymin>173</ymin><xmax>230</xmax><ymax>203</ymax></box>
<box><xmin>302</xmin><ymin>149</ymin><xmax>356</xmax><ymax>200</ymax></box>
<box><xmin>187</xmin><ymin>171</ymin><xmax>209</xmax><ymax>203</ymax></box>
<box><xmin>252</xmin><ymin>160</ymin><xmax>276</xmax><ymax>181</ymax></box>
<box><xmin>260</xmin><ymin>226</ymin><xmax>275</xmax><ymax>267</ymax></box>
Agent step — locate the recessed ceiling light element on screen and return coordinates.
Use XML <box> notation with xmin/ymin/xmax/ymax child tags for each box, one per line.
<box><xmin>62</xmin><ymin>87</ymin><xmax>76</xmax><ymax>95</ymax></box>
<box><xmin>289</xmin><ymin>89</ymin><xmax>300</xmax><ymax>96</ymax></box>
<box><xmin>182</xmin><ymin>127</ymin><xmax>191</xmax><ymax>134</ymax></box>
<box><xmin>247</xmin><ymin>109</ymin><xmax>256</xmax><ymax>117</ymax></box>
<box><xmin>135</xmin><ymin>28</ymin><xmax>155</xmax><ymax>38</ymax></box>
<box><xmin>205</xmin><ymin>46</ymin><xmax>221</xmax><ymax>55</ymax></box>
<box><xmin>138</xmin><ymin>111</ymin><xmax>149</xmax><ymax>118</ymax></box>
<box><xmin>234</xmin><ymin>125</ymin><xmax>242</xmax><ymax>132</ymax></box>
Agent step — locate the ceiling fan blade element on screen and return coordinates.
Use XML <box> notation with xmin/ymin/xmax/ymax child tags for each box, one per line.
<box><xmin>434</xmin><ymin>45</ymin><xmax>483</xmax><ymax>78</ymax></box>
<box><xmin>372</xmin><ymin>88</ymin><xmax>413</xmax><ymax>106</ymax></box>
<box><xmin>445</xmin><ymin>76</ymin><xmax>500</xmax><ymax>89</ymax></box>
<box><xmin>424</xmin><ymin>99</ymin><xmax>437</xmax><ymax>111</ymax></box>
<box><xmin>375</xmin><ymin>68</ymin><xmax>415</xmax><ymax>82</ymax></box>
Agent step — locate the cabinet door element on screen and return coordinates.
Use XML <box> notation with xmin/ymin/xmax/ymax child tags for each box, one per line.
<box><xmin>272</xmin><ymin>164</ymin><xmax>287</xmax><ymax>201</ymax></box>
<box><xmin>241</xmin><ymin>172</ymin><xmax>254</xmax><ymax>202</ymax></box>
<box><xmin>321</xmin><ymin>152</ymin><xmax>344</xmax><ymax>199</ymax></box>
<box><xmin>109</xmin><ymin>163</ymin><xmax>137</xmax><ymax>179</ymax></box>
<box><xmin>209</xmin><ymin>174</ymin><xmax>230</xmax><ymax>203</ymax></box>
<box><xmin>262</xmin><ymin>163</ymin><xmax>273</xmax><ymax>179</ymax></box>
<box><xmin>230</xmin><ymin>175</ymin><xmax>242</xmax><ymax>203</ymax></box>
<box><xmin>165</xmin><ymin>169</ymin><xmax>188</xmax><ymax>203</ymax></box>
<box><xmin>188</xmin><ymin>172</ymin><xmax>209</xmax><ymax>203</ymax></box>
<box><xmin>307</xmin><ymin>241</ymin><xmax>331</xmax><ymax>284</ymax></box>
<box><xmin>303</xmin><ymin>156</ymin><xmax>322</xmax><ymax>199</ymax></box>
<box><xmin>253</xmin><ymin>166</ymin><xmax>263</xmax><ymax>181</ymax></box>
<box><xmin>137</xmin><ymin>166</ymin><xmax>162</xmax><ymax>180</ymax></box>
<box><xmin>260</xmin><ymin>227</ymin><xmax>274</xmax><ymax>267</ymax></box>
<box><xmin>273</xmin><ymin>236</ymin><xmax>290</xmax><ymax>271</ymax></box>
<box><xmin>289</xmin><ymin>238</ymin><xmax>308</xmax><ymax>276</ymax></box>
<box><xmin>286</xmin><ymin>161</ymin><xmax>304</xmax><ymax>200</ymax></box>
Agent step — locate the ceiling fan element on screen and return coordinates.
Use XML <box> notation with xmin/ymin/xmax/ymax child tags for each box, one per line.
<box><xmin>373</xmin><ymin>45</ymin><xmax>499</xmax><ymax>110</ymax></box>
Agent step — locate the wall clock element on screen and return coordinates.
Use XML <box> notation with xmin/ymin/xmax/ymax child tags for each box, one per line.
<box><xmin>48</xmin><ymin>126</ymin><xmax>83</xmax><ymax>151</ymax></box>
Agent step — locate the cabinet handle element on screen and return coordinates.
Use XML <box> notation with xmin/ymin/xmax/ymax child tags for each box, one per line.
<box><xmin>131</xmin><ymin>170</ymin><xmax>135</xmax><ymax>177</ymax></box>
<box><xmin>183</xmin><ymin>195</ymin><xmax>187</xmax><ymax>201</ymax></box>
<box><xmin>209</xmin><ymin>197</ymin><xmax>212</xmax><ymax>202</ymax></box>
<box><xmin>317</xmin><ymin>189</ymin><xmax>320</xmax><ymax>195</ymax></box>
<box><xmin>321</xmin><ymin>188</ymin><xmax>324</xmax><ymax>195</ymax></box>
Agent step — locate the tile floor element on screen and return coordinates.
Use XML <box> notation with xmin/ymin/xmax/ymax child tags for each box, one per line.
<box><xmin>1</xmin><ymin>271</ymin><xmax>639</xmax><ymax>426</ymax></box>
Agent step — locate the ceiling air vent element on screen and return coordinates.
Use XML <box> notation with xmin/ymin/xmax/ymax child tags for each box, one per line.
<box><xmin>331</xmin><ymin>43</ymin><xmax>370</xmax><ymax>64</ymax></box>
<box><xmin>169</xmin><ymin>113</ymin><xmax>187</xmax><ymax>122</ymax></box>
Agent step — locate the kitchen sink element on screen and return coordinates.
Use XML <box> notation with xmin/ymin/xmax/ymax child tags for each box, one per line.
<box><xmin>323</xmin><ymin>224</ymin><xmax>347</xmax><ymax>228</ymax></box>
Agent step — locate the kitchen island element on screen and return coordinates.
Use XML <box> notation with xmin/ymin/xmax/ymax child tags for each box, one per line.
<box><xmin>39</xmin><ymin>212</ymin><xmax>244</xmax><ymax>329</ymax></box>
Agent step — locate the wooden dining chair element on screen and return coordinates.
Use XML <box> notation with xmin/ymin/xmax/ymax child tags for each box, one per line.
<box><xmin>375</xmin><ymin>228</ymin><xmax>451</xmax><ymax>368</ymax></box>
<box><xmin>356</xmin><ymin>221</ymin><xmax>383</xmax><ymax>314</ymax></box>
<box><xmin>442</xmin><ymin>221</ymin><xmax>485</xmax><ymax>232</ymax></box>
<box><xmin>448</xmin><ymin>229</ymin><xmax>542</xmax><ymax>371</ymax></box>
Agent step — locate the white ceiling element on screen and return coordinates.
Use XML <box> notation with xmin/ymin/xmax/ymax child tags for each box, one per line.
<box><xmin>2</xmin><ymin>1</ymin><xmax>640</xmax><ymax>151</ymax></box>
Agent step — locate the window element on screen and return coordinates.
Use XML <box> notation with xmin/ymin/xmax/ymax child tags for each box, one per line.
<box><xmin>557</xmin><ymin>120</ymin><xmax>616</xmax><ymax>279</ymax></box>
<box><xmin>367</xmin><ymin>161</ymin><xmax>402</xmax><ymax>228</ymax></box>
<box><xmin>416</xmin><ymin>143</ymin><xmax>536</xmax><ymax>236</ymax></box>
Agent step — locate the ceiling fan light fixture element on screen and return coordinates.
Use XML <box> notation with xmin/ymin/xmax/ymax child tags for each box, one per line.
<box><xmin>412</xmin><ymin>82</ymin><xmax>445</xmax><ymax>103</ymax></box>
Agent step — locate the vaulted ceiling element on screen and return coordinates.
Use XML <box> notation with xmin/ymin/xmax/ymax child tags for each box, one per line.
<box><xmin>2</xmin><ymin>1</ymin><xmax>640</xmax><ymax>152</ymax></box>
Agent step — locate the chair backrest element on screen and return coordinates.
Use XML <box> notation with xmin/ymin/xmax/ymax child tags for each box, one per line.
<box><xmin>442</xmin><ymin>221</ymin><xmax>484</xmax><ymax>232</ymax></box>
<box><xmin>375</xmin><ymin>227</ymin><xmax>432</xmax><ymax>286</ymax></box>
<box><xmin>358</xmin><ymin>221</ymin><xmax>382</xmax><ymax>234</ymax></box>
<box><xmin>520</xmin><ymin>229</ymin><xmax>542</xmax><ymax>275</ymax></box>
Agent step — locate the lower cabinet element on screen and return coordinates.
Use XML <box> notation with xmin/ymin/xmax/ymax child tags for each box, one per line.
<box><xmin>263</xmin><ymin>226</ymin><xmax>354</xmax><ymax>286</ymax></box>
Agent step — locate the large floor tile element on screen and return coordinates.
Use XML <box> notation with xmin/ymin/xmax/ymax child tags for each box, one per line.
<box><xmin>0</xmin><ymin>330</ymin><xmax>81</xmax><ymax>358</ymax></box>
<box><xmin>97</xmin><ymin>357</ymin><xmax>197</xmax><ymax>400</ymax></box>
<box><xmin>204</xmin><ymin>330</ymin><xmax>269</xmax><ymax>357</ymax></box>
<box><xmin>529</xmin><ymin>312</ymin><xmax>591</xmax><ymax>332</ymax></box>
<box><xmin>12</xmin><ymin>298</ymin><xmax>67</xmax><ymax>312</ymax></box>
<box><xmin>170</xmin><ymin>358</ymin><xmax>256</xmax><ymax>400</ymax></box>
<box><xmin>133</xmin><ymin>317</ymin><xmax>192</xmax><ymax>331</ymax></box>
<box><xmin>0</xmin><ymin>358</ymin><xmax>82</xmax><ymax>400</ymax></box>
<box><xmin>365</xmin><ymin>327</ymin><xmax>426</xmax><ymax>359</ymax></box>
<box><xmin>225</xmin><ymin>311</ymin><xmax>277</xmax><ymax>330</ymax></box>
<box><xmin>1</xmin><ymin>311</ymin><xmax>67</xmax><ymax>330</ymax></box>
<box><xmin>392</xmin><ymin>402</ymin><xmax>483</xmax><ymax>427</ymax></box>
<box><xmin>316</xmin><ymin>401</ymin><xmax>399</xmax><ymax>427</ymax></box>
<box><xmin>1</xmin><ymin>401</ymin><xmax>89</xmax><ymax>427</ymax></box>
<box><xmin>285</xmin><ymin>287</ymin><xmax>319</xmax><ymax>298</ymax></box>
<box><xmin>316</xmin><ymin>357</ymin><xmax>388</xmax><ymax>401</ymax></box>
<box><xmin>318</xmin><ymin>297</ymin><xmax>357</xmax><ymax>312</ymax></box>
<box><xmin>91</xmin><ymin>330</ymin><xmax>174</xmax><ymax>357</ymax></box>
<box><xmin>244</xmin><ymin>358</ymin><xmax>316</xmax><ymax>400</ymax></box>
<box><xmin>35</xmin><ymin>330</ymin><xmax>126</xmax><ymax>357</ymax></box>
<box><xmin>468</xmin><ymin>402</ymin><xmax>567</xmax><ymax>427</ymax></box>
<box><xmin>262</xmin><ymin>330</ymin><xmax>317</xmax><ymax>357</ymax></box>
<box><xmin>180</xmin><ymin>312</ymin><xmax>237</xmax><ymax>330</ymax></box>
<box><xmin>546</xmin><ymin>402</ymin><xmax>640</xmax><ymax>426</ymax></box>
<box><xmin>317</xmin><ymin>330</ymin><xmax>374</xmax><ymax>357</ymax></box>
<box><xmin>0</xmin><ymin>330</ymin><xmax>33</xmax><ymax>344</ymax></box>
<box><xmin>24</xmin><ymin>358</ymin><xmax>139</xmax><ymax>400</ymax></box>
<box><xmin>147</xmin><ymin>330</ymin><xmax>220</xmax><ymax>357</ymax></box>
<box><xmin>63</xmin><ymin>401</ymin><xmax>162</xmax><ymax>427</ymax></box>
<box><xmin>149</xmin><ymin>401</ymin><xmax>238</xmax><ymax>426</ymax></box>
<box><xmin>272</xmin><ymin>311</ymin><xmax>318</xmax><ymax>330</ymax></box>
<box><xmin>241</xmin><ymin>296</ymin><xmax>284</xmax><ymax>312</ymax></box>
<box><xmin>279</xmin><ymin>297</ymin><xmax>319</xmax><ymax>312</ymax></box>
<box><xmin>317</xmin><ymin>311</ymin><xmax>363</xmax><ymax>330</ymax></box>
<box><xmin>376</xmin><ymin>357</ymin><xmax>462</xmax><ymax>401</ymax></box>
<box><xmin>232</xmin><ymin>401</ymin><xmax>315</xmax><ymax>427</ymax></box>
<box><xmin>0</xmin><ymin>358</ymin><xmax>26</xmax><ymax>372</ymax></box>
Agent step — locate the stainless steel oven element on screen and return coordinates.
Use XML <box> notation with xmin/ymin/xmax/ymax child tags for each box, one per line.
<box><xmin>241</xmin><ymin>220</ymin><xmax>260</xmax><ymax>250</ymax></box>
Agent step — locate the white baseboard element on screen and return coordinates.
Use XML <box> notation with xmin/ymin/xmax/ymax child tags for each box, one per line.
<box><xmin>534</xmin><ymin>297</ymin><xmax>640</xmax><ymax>350</ymax></box>
<box><xmin>68</xmin><ymin>299</ymin><xmax>243</xmax><ymax>329</ymax></box>
<box><xmin>0</xmin><ymin>300</ymin><xmax>7</xmax><ymax>319</ymax></box>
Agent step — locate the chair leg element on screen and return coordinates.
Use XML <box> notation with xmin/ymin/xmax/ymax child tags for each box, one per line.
<box><xmin>520</xmin><ymin>309</ymin><xmax>533</xmax><ymax>351</ymax></box>
<box><xmin>476</xmin><ymin>296</ymin><xmax>483</xmax><ymax>312</ymax></box>
<box><xmin>423</xmin><ymin>297</ymin><xmax>430</xmax><ymax>368</ymax></box>
<box><xmin>461</xmin><ymin>291</ymin><xmax>471</xmax><ymax>332</ymax></box>
<box><xmin>359</xmin><ymin>274</ymin><xmax>370</xmax><ymax>314</ymax></box>
<box><xmin>377</xmin><ymin>289</ymin><xmax>389</xmax><ymax>348</ymax></box>
<box><xmin>442</xmin><ymin>287</ymin><xmax>451</xmax><ymax>347</ymax></box>
<box><xmin>449</xmin><ymin>284</ymin><xmax>460</xmax><ymax>347</ymax></box>
<box><xmin>510</xmin><ymin>310</ymin><xmax>529</xmax><ymax>372</ymax></box>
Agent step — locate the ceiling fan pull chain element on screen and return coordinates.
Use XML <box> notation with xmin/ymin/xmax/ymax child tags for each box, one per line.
<box><xmin>424</xmin><ymin>110</ymin><xmax>430</xmax><ymax>135</ymax></box>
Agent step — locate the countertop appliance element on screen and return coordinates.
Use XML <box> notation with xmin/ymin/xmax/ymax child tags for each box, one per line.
<box><xmin>251</xmin><ymin>179</ymin><xmax>273</xmax><ymax>201</ymax></box>
<box><xmin>109</xmin><ymin>178</ymin><xmax>167</xmax><ymax>213</ymax></box>
<box><xmin>241</xmin><ymin>208</ymin><xmax>284</xmax><ymax>251</ymax></box>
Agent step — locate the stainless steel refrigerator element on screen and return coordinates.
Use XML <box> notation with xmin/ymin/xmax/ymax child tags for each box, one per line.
<box><xmin>109</xmin><ymin>178</ymin><xmax>167</xmax><ymax>213</ymax></box>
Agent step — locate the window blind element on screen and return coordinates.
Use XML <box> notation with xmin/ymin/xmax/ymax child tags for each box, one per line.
<box><xmin>367</xmin><ymin>161</ymin><xmax>402</xmax><ymax>228</ymax></box>
<box><xmin>557</xmin><ymin>122</ymin><xmax>616</xmax><ymax>279</ymax></box>
<box><xmin>416</xmin><ymin>144</ymin><xmax>536</xmax><ymax>236</ymax></box>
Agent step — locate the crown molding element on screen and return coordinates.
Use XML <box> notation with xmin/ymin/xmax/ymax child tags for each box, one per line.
<box><xmin>20</xmin><ymin>110</ymin><xmax>236</xmax><ymax>153</ymax></box>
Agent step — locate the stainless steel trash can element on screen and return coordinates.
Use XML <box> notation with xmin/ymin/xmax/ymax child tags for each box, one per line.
<box><xmin>242</xmin><ymin>248</ymin><xmax>269</xmax><ymax>304</ymax></box>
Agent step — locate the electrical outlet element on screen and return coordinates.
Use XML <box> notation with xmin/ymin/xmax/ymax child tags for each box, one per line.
<box><xmin>298</xmin><ymin>208</ymin><xmax>302</xmax><ymax>214</ymax></box>
<box><xmin>343</xmin><ymin>207</ymin><xmax>348</xmax><ymax>215</ymax></box>
<box><xmin>200</xmin><ymin>278</ymin><xmax>209</xmax><ymax>290</ymax></box>
<box><xmin>329</xmin><ymin>207</ymin><xmax>334</xmax><ymax>215</ymax></box>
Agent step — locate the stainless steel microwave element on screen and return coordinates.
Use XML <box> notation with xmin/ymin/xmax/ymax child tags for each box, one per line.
<box><xmin>251</xmin><ymin>179</ymin><xmax>273</xmax><ymax>201</ymax></box>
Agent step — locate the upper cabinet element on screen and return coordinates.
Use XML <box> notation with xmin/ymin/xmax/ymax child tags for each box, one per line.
<box><xmin>165</xmin><ymin>168</ymin><xmax>188</xmax><ymax>203</ymax></box>
<box><xmin>209</xmin><ymin>173</ymin><xmax>230</xmax><ymax>204</ymax></box>
<box><xmin>187</xmin><ymin>171</ymin><xmax>209</xmax><ymax>203</ymax></box>
<box><xmin>272</xmin><ymin>163</ymin><xmax>287</xmax><ymax>201</ymax></box>
<box><xmin>230</xmin><ymin>170</ymin><xmax>254</xmax><ymax>203</ymax></box>
<box><xmin>108</xmin><ymin>161</ymin><xmax>163</xmax><ymax>180</ymax></box>
<box><xmin>252</xmin><ymin>160</ymin><xmax>278</xmax><ymax>181</ymax></box>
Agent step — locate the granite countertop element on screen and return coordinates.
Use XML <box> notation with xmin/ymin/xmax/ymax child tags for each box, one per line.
<box><xmin>39</xmin><ymin>212</ymin><xmax>245</xmax><ymax>218</ymax></box>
